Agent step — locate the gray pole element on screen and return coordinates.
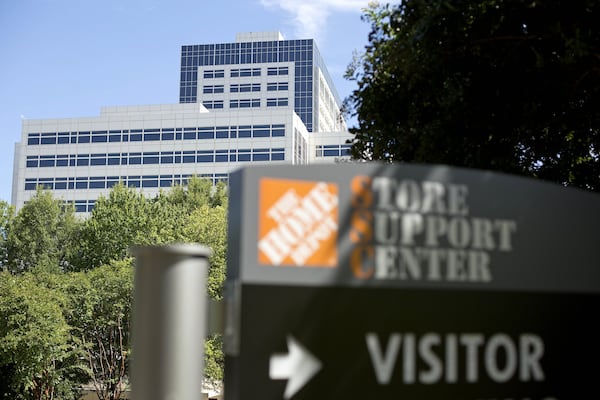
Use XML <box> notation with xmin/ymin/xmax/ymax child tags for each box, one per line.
<box><xmin>131</xmin><ymin>244</ymin><xmax>212</xmax><ymax>400</ymax></box>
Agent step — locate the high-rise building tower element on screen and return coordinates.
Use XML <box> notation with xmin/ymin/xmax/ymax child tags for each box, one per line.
<box><xmin>11</xmin><ymin>32</ymin><xmax>352</xmax><ymax>212</ymax></box>
<box><xmin>180</xmin><ymin>31</ymin><xmax>346</xmax><ymax>133</ymax></box>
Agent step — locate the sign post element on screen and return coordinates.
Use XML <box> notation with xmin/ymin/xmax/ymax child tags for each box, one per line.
<box><xmin>224</xmin><ymin>164</ymin><xmax>600</xmax><ymax>400</ymax></box>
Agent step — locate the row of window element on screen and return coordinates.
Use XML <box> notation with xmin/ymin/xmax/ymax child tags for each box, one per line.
<box><xmin>206</xmin><ymin>83</ymin><xmax>281</xmax><ymax>94</ymax></box>
<box><xmin>26</xmin><ymin>148</ymin><xmax>285</xmax><ymax>168</ymax></box>
<box><xmin>229</xmin><ymin>99</ymin><xmax>261</xmax><ymax>108</ymax></box>
<box><xmin>203</xmin><ymin>98</ymin><xmax>289</xmax><ymax>109</ymax></box>
<box><xmin>181</xmin><ymin>40</ymin><xmax>313</xmax><ymax>67</ymax></box>
<box><xmin>26</xmin><ymin>173</ymin><xmax>229</xmax><ymax>193</ymax></box>
<box><xmin>26</xmin><ymin>124</ymin><xmax>286</xmax><ymax>145</ymax></box>
<box><xmin>315</xmin><ymin>144</ymin><xmax>352</xmax><ymax>157</ymax></box>
<box><xmin>201</xmin><ymin>66</ymin><xmax>289</xmax><ymax>79</ymax></box>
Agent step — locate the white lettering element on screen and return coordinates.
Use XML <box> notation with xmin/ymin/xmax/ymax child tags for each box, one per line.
<box><xmin>366</xmin><ymin>333</ymin><xmax>401</xmax><ymax>384</ymax></box>
<box><xmin>365</xmin><ymin>332</ymin><xmax>545</xmax><ymax>385</ymax></box>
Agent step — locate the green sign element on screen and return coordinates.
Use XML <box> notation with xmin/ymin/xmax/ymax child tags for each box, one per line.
<box><xmin>224</xmin><ymin>164</ymin><xmax>600</xmax><ymax>400</ymax></box>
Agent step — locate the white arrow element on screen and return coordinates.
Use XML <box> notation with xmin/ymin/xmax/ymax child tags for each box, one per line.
<box><xmin>269</xmin><ymin>335</ymin><xmax>322</xmax><ymax>399</ymax></box>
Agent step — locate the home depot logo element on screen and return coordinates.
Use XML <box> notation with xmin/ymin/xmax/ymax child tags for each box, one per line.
<box><xmin>258</xmin><ymin>178</ymin><xmax>339</xmax><ymax>267</ymax></box>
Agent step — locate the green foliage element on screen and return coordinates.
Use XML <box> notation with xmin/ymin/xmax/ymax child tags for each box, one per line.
<box><xmin>346</xmin><ymin>0</ymin><xmax>599</xmax><ymax>190</ymax></box>
<box><xmin>5</xmin><ymin>189</ymin><xmax>79</xmax><ymax>273</ymax></box>
<box><xmin>183</xmin><ymin>204</ymin><xmax>227</xmax><ymax>299</ymax></box>
<box><xmin>204</xmin><ymin>335</ymin><xmax>224</xmax><ymax>389</ymax></box>
<box><xmin>0</xmin><ymin>201</ymin><xmax>14</xmax><ymax>269</ymax></box>
<box><xmin>74</xmin><ymin>184</ymin><xmax>154</xmax><ymax>270</ymax></box>
<box><xmin>63</xmin><ymin>261</ymin><xmax>133</xmax><ymax>400</ymax></box>
<box><xmin>2</xmin><ymin>176</ymin><xmax>229</xmax><ymax>395</ymax></box>
<box><xmin>0</xmin><ymin>272</ymin><xmax>87</xmax><ymax>400</ymax></box>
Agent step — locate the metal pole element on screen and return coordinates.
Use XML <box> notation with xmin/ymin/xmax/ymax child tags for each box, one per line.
<box><xmin>131</xmin><ymin>244</ymin><xmax>212</xmax><ymax>400</ymax></box>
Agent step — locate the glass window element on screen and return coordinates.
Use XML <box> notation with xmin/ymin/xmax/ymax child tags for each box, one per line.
<box><xmin>238</xmin><ymin>126</ymin><xmax>251</xmax><ymax>138</ymax></box>
<box><xmin>161</xmin><ymin>155</ymin><xmax>174</xmax><ymax>164</ymax></box>
<box><xmin>216</xmin><ymin>127</ymin><xmax>228</xmax><ymax>139</ymax></box>
<box><xmin>238</xmin><ymin>153</ymin><xmax>251</xmax><ymax>162</ymax></box>
<box><xmin>129</xmin><ymin>134</ymin><xmax>142</xmax><ymax>142</ymax></box>
<box><xmin>254</xmin><ymin>128</ymin><xmax>269</xmax><ymax>137</ymax></box>
<box><xmin>129</xmin><ymin>154</ymin><xmax>142</xmax><ymax>165</ymax></box>
<box><xmin>143</xmin><ymin>154</ymin><xmax>159</xmax><ymax>164</ymax></box>
<box><xmin>89</xmin><ymin>179</ymin><xmax>105</xmax><ymax>189</ymax></box>
<box><xmin>272</xmin><ymin>124</ymin><xmax>285</xmax><ymax>137</ymax></box>
<box><xmin>38</xmin><ymin>156</ymin><xmax>53</xmax><ymax>167</ymax></box>
<box><xmin>253</xmin><ymin>153</ymin><xmax>270</xmax><ymax>161</ymax></box>
<box><xmin>108</xmin><ymin>154</ymin><xmax>120</xmax><ymax>165</ymax></box>
<box><xmin>198</xmin><ymin>129</ymin><xmax>214</xmax><ymax>139</ymax></box>
<box><xmin>54</xmin><ymin>181</ymin><xmax>67</xmax><ymax>190</ymax></box>
<box><xmin>25</xmin><ymin>180</ymin><xmax>37</xmax><ymax>190</ymax></box>
<box><xmin>77</xmin><ymin>158</ymin><xmax>89</xmax><ymax>166</ymax></box>
<box><xmin>128</xmin><ymin>177</ymin><xmax>141</xmax><ymax>188</ymax></box>
<box><xmin>144</xmin><ymin>133</ymin><xmax>160</xmax><ymax>141</ymax></box>
<box><xmin>162</xmin><ymin>131</ymin><xmax>174</xmax><ymax>141</ymax></box>
<box><xmin>197</xmin><ymin>153</ymin><xmax>213</xmax><ymax>162</ymax></box>
<box><xmin>58</xmin><ymin>134</ymin><xmax>70</xmax><ymax>144</ymax></box>
<box><xmin>26</xmin><ymin>158</ymin><xmax>38</xmax><ymax>167</ymax></box>
<box><xmin>91</xmin><ymin>155</ymin><xmax>106</xmax><ymax>166</ymax></box>
<box><xmin>41</xmin><ymin>134</ymin><xmax>57</xmax><ymax>145</ymax></box>
<box><xmin>142</xmin><ymin>178</ymin><xmax>159</xmax><ymax>188</ymax></box>
<box><xmin>272</xmin><ymin>149</ymin><xmax>285</xmax><ymax>160</ymax></box>
<box><xmin>183</xmin><ymin>131</ymin><xmax>196</xmax><ymax>140</ymax></box>
<box><xmin>107</xmin><ymin>177</ymin><xmax>120</xmax><ymax>188</ymax></box>
<box><xmin>28</xmin><ymin>137</ymin><xmax>40</xmax><ymax>145</ymax></box>
<box><xmin>92</xmin><ymin>131</ymin><xmax>108</xmax><ymax>143</ymax></box>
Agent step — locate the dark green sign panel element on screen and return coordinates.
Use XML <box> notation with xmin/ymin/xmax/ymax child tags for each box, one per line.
<box><xmin>224</xmin><ymin>164</ymin><xmax>600</xmax><ymax>400</ymax></box>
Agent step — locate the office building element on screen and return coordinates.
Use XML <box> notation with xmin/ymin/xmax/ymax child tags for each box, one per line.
<box><xmin>11</xmin><ymin>32</ymin><xmax>352</xmax><ymax>212</ymax></box>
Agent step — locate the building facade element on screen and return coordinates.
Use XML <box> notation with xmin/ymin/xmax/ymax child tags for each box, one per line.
<box><xmin>12</xmin><ymin>32</ymin><xmax>352</xmax><ymax>212</ymax></box>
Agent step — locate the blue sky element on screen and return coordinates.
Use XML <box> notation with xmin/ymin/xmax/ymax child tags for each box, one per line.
<box><xmin>0</xmin><ymin>0</ymin><xmax>383</xmax><ymax>203</ymax></box>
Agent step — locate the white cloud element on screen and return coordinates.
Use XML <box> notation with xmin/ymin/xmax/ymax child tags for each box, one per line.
<box><xmin>260</xmin><ymin>0</ymin><xmax>374</xmax><ymax>42</ymax></box>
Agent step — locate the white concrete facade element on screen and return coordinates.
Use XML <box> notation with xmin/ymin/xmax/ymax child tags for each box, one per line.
<box><xmin>12</xmin><ymin>32</ymin><xmax>352</xmax><ymax>212</ymax></box>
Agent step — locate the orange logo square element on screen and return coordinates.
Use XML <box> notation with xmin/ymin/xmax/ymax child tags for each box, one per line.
<box><xmin>258</xmin><ymin>178</ymin><xmax>339</xmax><ymax>267</ymax></box>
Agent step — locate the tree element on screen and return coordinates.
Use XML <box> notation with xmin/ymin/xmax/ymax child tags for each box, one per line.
<box><xmin>4</xmin><ymin>189</ymin><xmax>80</xmax><ymax>273</ymax></box>
<box><xmin>182</xmin><ymin>204</ymin><xmax>227</xmax><ymax>300</ymax></box>
<box><xmin>0</xmin><ymin>272</ymin><xmax>87</xmax><ymax>400</ymax></box>
<box><xmin>63</xmin><ymin>261</ymin><xmax>133</xmax><ymax>400</ymax></box>
<box><xmin>74</xmin><ymin>184</ymin><xmax>160</xmax><ymax>270</ymax></box>
<box><xmin>346</xmin><ymin>1</ymin><xmax>599</xmax><ymax>191</ymax></box>
<box><xmin>0</xmin><ymin>201</ymin><xmax>13</xmax><ymax>269</ymax></box>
